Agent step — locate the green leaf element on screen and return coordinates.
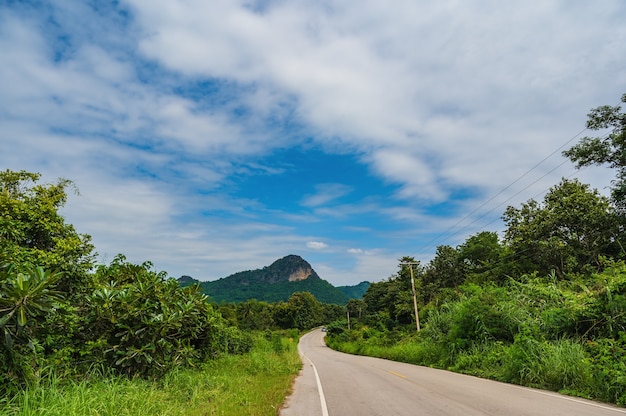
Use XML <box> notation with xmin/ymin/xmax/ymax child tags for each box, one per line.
<box><xmin>0</xmin><ymin>310</ymin><xmax>13</xmax><ymax>328</ymax></box>
<box><xmin>17</xmin><ymin>307</ymin><xmax>27</xmax><ymax>327</ymax></box>
<box><xmin>3</xmin><ymin>328</ymin><xmax>12</xmax><ymax>349</ymax></box>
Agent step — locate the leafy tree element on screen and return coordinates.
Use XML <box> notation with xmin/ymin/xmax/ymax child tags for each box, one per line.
<box><xmin>0</xmin><ymin>170</ymin><xmax>95</xmax><ymax>294</ymax></box>
<box><xmin>563</xmin><ymin>93</ymin><xmax>626</xmax><ymax>211</ymax></box>
<box><xmin>421</xmin><ymin>245</ymin><xmax>466</xmax><ymax>303</ymax></box>
<box><xmin>363</xmin><ymin>257</ymin><xmax>420</xmax><ymax>328</ymax></box>
<box><xmin>0</xmin><ymin>170</ymin><xmax>95</xmax><ymax>390</ymax></box>
<box><xmin>346</xmin><ymin>299</ymin><xmax>365</xmax><ymax>320</ymax></box>
<box><xmin>270</xmin><ymin>292</ymin><xmax>332</xmax><ymax>330</ymax></box>
<box><xmin>457</xmin><ymin>231</ymin><xmax>504</xmax><ymax>281</ymax></box>
<box><xmin>286</xmin><ymin>292</ymin><xmax>323</xmax><ymax>330</ymax></box>
<box><xmin>502</xmin><ymin>178</ymin><xmax>621</xmax><ymax>276</ymax></box>
<box><xmin>321</xmin><ymin>302</ymin><xmax>344</xmax><ymax>325</ymax></box>
<box><xmin>272</xmin><ymin>301</ymin><xmax>294</xmax><ymax>329</ymax></box>
<box><xmin>235</xmin><ymin>299</ymin><xmax>275</xmax><ymax>331</ymax></box>
<box><xmin>0</xmin><ymin>266</ymin><xmax>63</xmax><ymax>346</ymax></box>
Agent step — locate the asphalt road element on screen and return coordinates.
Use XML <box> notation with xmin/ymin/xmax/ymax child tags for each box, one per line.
<box><xmin>280</xmin><ymin>329</ymin><xmax>626</xmax><ymax>416</ymax></box>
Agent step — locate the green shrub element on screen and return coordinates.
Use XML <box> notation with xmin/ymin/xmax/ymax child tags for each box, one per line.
<box><xmin>451</xmin><ymin>341</ymin><xmax>509</xmax><ymax>379</ymax></box>
<box><xmin>504</xmin><ymin>335</ymin><xmax>593</xmax><ymax>393</ymax></box>
<box><xmin>585</xmin><ymin>334</ymin><xmax>626</xmax><ymax>405</ymax></box>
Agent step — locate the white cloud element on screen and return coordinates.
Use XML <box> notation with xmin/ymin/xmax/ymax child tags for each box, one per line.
<box><xmin>307</xmin><ymin>241</ymin><xmax>329</xmax><ymax>250</ymax></box>
<box><xmin>122</xmin><ymin>0</ymin><xmax>626</xmax><ymax>204</ymax></box>
<box><xmin>1</xmin><ymin>0</ymin><xmax>625</xmax><ymax>286</ymax></box>
<box><xmin>301</xmin><ymin>183</ymin><xmax>352</xmax><ymax>207</ymax></box>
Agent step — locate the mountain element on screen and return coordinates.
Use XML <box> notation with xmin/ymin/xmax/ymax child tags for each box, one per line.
<box><xmin>179</xmin><ymin>255</ymin><xmax>355</xmax><ymax>305</ymax></box>
<box><xmin>337</xmin><ymin>281</ymin><xmax>370</xmax><ymax>299</ymax></box>
<box><xmin>178</xmin><ymin>275</ymin><xmax>198</xmax><ymax>285</ymax></box>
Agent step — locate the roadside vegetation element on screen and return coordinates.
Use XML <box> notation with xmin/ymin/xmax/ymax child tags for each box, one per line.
<box><xmin>0</xmin><ymin>169</ymin><xmax>337</xmax><ymax>414</ymax></box>
<box><xmin>0</xmin><ymin>331</ymin><xmax>301</xmax><ymax>416</ymax></box>
<box><xmin>326</xmin><ymin>93</ymin><xmax>626</xmax><ymax>406</ymax></box>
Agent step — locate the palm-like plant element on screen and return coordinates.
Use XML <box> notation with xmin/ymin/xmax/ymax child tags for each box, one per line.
<box><xmin>0</xmin><ymin>265</ymin><xmax>64</xmax><ymax>349</ymax></box>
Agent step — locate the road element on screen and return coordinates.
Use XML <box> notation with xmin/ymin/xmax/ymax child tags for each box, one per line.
<box><xmin>280</xmin><ymin>329</ymin><xmax>626</xmax><ymax>416</ymax></box>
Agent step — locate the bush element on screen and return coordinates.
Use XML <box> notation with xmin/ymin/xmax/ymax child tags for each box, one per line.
<box><xmin>585</xmin><ymin>333</ymin><xmax>626</xmax><ymax>405</ymax></box>
<box><xmin>504</xmin><ymin>335</ymin><xmax>593</xmax><ymax>393</ymax></box>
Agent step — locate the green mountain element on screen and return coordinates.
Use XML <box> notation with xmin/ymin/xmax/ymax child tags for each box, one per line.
<box><xmin>337</xmin><ymin>281</ymin><xmax>370</xmax><ymax>299</ymax></box>
<box><xmin>179</xmin><ymin>255</ymin><xmax>358</xmax><ymax>305</ymax></box>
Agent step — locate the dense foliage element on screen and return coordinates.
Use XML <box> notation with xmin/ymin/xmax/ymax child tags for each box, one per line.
<box><xmin>1</xmin><ymin>331</ymin><xmax>301</xmax><ymax>416</ymax></box>
<box><xmin>0</xmin><ymin>170</ymin><xmax>252</xmax><ymax>397</ymax></box>
<box><xmin>326</xmin><ymin>94</ymin><xmax>626</xmax><ymax>406</ymax></box>
<box><xmin>336</xmin><ymin>281</ymin><xmax>370</xmax><ymax>299</ymax></box>
<box><xmin>218</xmin><ymin>292</ymin><xmax>343</xmax><ymax>331</ymax></box>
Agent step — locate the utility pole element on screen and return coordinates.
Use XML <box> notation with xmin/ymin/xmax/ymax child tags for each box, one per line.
<box><xmin>347</xmin><ymin>309</ymin><xmax>351</xmax><ymax>331</ymax></box>
<box><xmin>401</xmin><ymin>262</ymin><xmax>421</xmax><ymax>332</ymax></box>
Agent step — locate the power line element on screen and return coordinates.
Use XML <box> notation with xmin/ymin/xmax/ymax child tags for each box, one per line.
<box><xmin>410</xmin><ymin>95</ymin><xmax>624</xmax><ymax>261</ymax></box>
<box><xmin>411</xmin><ymin>126</ymin><xmax>589</xmax><ymax>259</ymax></box>
<box><xmin>436</xmin><ymin>166</ymin><xmax>589</xmax><ymax>251</ymax></box>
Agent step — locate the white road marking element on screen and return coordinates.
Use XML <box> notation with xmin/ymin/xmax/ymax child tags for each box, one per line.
<box><xmin>303</xmin><ymin>353</ymin><xmax>329</xmax><ymax>416</ymax></box>
<box><xmin>506</xmin><ymin>383</ymin><xmax>626</xmax><ymax>414</ymax></box>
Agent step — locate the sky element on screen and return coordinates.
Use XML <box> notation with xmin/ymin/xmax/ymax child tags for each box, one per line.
<box><xmin>1</xmin><ymin>0</ymin><xmax>625</xmax><ymax>286</ymax></box>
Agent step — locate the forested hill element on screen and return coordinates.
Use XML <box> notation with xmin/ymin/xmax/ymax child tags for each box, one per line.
<box><xmin>178</xmin><ymin>255</ymin><xmax>359</xmax><ymax>305</ymax></box>
<box><xmin>337</xmin><ymin>281</ymin><xmax>370</xmax><ymax>299</ymax></box>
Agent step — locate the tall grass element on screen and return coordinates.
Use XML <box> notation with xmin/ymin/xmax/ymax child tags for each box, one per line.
<box><xmin>1</xmin><ymin>332</ymin><xmax>301</xmax><ymax>416</ymax></box>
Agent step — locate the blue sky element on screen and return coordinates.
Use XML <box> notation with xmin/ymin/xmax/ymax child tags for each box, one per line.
<box><xmin>1</xmin><ymin>0</ymin><xmax>625</xmax><ymax>285</ymax></box>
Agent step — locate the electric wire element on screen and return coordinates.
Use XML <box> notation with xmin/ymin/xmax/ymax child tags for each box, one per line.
<box><xmin>410</xmin><ymin>126</ymin><xmax>590</xmax><ymax>260</ymax></box>
<box><xmin>409</xmin><ymin>116</ymin><xmax>622</xmax><ymax>262</ymax></box>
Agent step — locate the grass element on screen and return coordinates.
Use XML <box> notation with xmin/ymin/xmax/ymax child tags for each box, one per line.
<box><xmin>0</xmin><ymin>332</ymin><xmax>302</xmax><ymax>416</ymax></box>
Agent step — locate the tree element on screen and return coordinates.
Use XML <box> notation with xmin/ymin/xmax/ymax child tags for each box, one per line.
<box><xmin>0</xmin><ymin>170</ymin><xmax>95</xmax><ymax>294</ymax></box>
<box><xmin>457</xmin><ymin>231</ymin><xmax>505</xmax><ymax>282</ymax></box>
<box><xmin>0</xmin><ymin>266</ymin><xmax>63</xmax><ymax>347</ymax></box>
<box><xmin>321</xmin><ymin>303</ymin><xmax>344</xmax><ymax>325</ymax></box>
<box><xmin>272</xmin><ymin>292</ymin><xmax>325</xmax><ymax>330</ymax></box>
<box><xmin>421</xmin><ymin>245</ymin><xmax>466</xmax><ymax>303</ymax></box>
<box><xmin>362</xmin><ymin>257</ymin><xmax>420</xmax><ymax>327</ymax></box>
<box><xmin>563</xmin><ymin>93</ymin><xmax>626</xmax><ymax>211</ymax></box>
<box><xmin>346</xmin><ymin>299</ymin><xmax>365</xmax><ymax>320</ymax></box>
<box><xmin>502</xmin><ymin>178</ymin><xmax>621</xmax><ymax>276</ymax></box>
<box><xmin>235</xmin><ymin>299</ymin><xmax>275</xmax><ymax>331</ymax></box>
<box><xmin>286</xmin><ymin>292</ymin><xmax>323</xmax><ymax>330</ymax></box>
<box><xmin>458</xmin><ymin>232</ymin><xmax>502</xmax><ymax>271</ymax></box>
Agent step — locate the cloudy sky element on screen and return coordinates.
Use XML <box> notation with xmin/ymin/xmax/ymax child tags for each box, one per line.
<box><xmin>1</xmin><ymin>0</ymin><xmax>625</xmax><ymax>285</ymax></box>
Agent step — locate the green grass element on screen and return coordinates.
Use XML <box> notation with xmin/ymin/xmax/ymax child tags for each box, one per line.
<box><xmin>1</xmin><ymin>332</ymin><xmax>302</xmax><ymax>416</ymax></box>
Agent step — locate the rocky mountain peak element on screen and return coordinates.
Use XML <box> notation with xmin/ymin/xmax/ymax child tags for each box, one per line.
<box><xmin>263</xmin><ymin>254</ymin><xmax>320</xmax><ymax>284</ymax></box>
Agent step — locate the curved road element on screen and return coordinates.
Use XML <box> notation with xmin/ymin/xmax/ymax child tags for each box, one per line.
<box><xmin>280</xmin><ymin>329</ymin><xmax>626</xmax><ymax>416</ymax></box>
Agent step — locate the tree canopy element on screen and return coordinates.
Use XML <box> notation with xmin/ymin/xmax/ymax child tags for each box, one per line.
<box><xmin>563</xmin><ymin>93</ymin><xmax>626</xmax><ymax>211</ymax></box>
<box><xmin>502</xmin><ymin>178</ymin><xmax>621</xmax><ymax>276</ymax></box>
<box><xmin>0</xmin><ymin>169</ymin><xmax>95</xmax><ymax>294</ymax></box>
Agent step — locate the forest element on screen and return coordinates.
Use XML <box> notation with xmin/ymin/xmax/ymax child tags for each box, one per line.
<box><xmin>326</xmin><ymin>93</ymin><xmax>626</xmax><ymax>405</ymax></box>
<box><xmin>1</xmin><ymin>93</ymin><xmax>625</xmax><ymax>411</ymax></box>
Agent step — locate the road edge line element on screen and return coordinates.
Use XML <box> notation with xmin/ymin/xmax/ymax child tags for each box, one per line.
<box><xmin>304</xmin><ymin>354</ymin><xmax>329</xmax><ymax>416</ymax></box>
